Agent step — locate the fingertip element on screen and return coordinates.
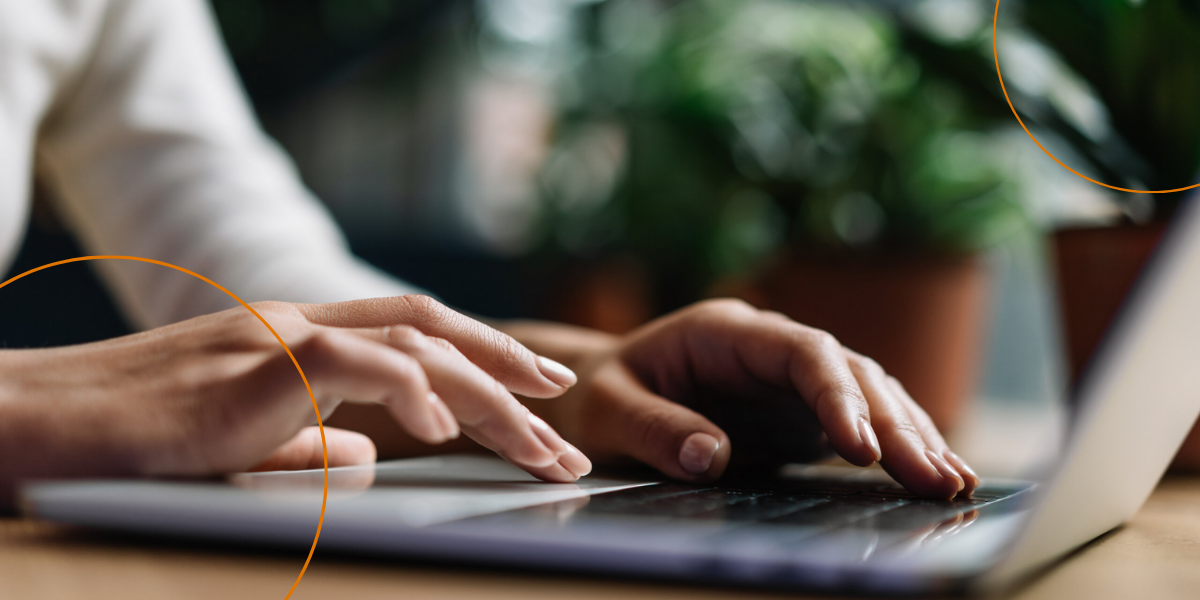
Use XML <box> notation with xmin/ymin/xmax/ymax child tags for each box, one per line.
<box><xmin>830</xmin><ymin>417</ymin><xmax>880</xmax><ymax>468</ymax></box>
<box><xmin>537</xmin><ymin>356</ymin><xmax>578</xmax><ymax>388</ymax></box>
<box><xmin>255</xmin><ymin>427</ymin><xmax>378</xmax><ymax>472</ymax></box>
<box><xmin>924</xmin><ymin>449</ymin><xmax>965</xmax><ymax>499</ymax></box>
<box><xmin>943</xmin><ymin>450</ymin><xmax>980</xmax><ymax>497</ymax></box>
<box><xmin>560</xmin><ymin>442</ymin><xmax>592</xmax><ymax>478</ymax></box>
<box><xmin>507</xmin><ymin>358</ymin><xmax>574</xmax><ymax>399</ymax></box>
<box><xmin>524</xmin><ymin>461</ymin><xmax>580</xmax><ymax>483</ymax></box>
<box><xmin>429</xmin><ymin>392</ymin><xmax>461</xmax><ymax>441</ymax></box>
<box><xmin>331</xmin><ymin>428</ymin><xmax>378</xmax><ymax>467</ymax></box>
<box><xmin>401</xmin><ymin>392</ymin><xmax>458</xmax><ymax>445</ymax></box>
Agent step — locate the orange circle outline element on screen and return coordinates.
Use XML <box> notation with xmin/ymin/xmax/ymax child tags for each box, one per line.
<box><xmin>992</xmin><ymin>0</ymin><xmax>1200</xmax><ymax>194</ymax></box>
<box><xmin>0</xmin><ymin>255</ymin><xmax>327</xmax><ymax>600</ymax></box>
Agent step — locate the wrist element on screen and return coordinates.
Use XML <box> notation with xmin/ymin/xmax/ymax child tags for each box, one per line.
<box><xmin>0</xmin><ymin>350</ymin><xmax>143</xmax><ymax>507</ymax></box>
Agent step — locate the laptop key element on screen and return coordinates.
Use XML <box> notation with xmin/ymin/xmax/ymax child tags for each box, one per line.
<box><xmin>765</xmin><ymin>494</ymin><xmax>910</xmax><ymax>529</ymax></box>
<box><xmin>688</xmin><ymin>494</ymin><xmax>831</xmax><ymax>522</ymax></box>
<box><xmin>580</xmin><ymin>484</ymin><xmax>712</xmax><ymax>514</ymax></box>
<box><xmin>609</xmin><ymin>489</ymin><xmax>770</xmax><ymax>518</ymax></box>
<box><xmin>847</xmin><ymin>499</ymin><xmax>979</xmax><ymax>531</ymax></box>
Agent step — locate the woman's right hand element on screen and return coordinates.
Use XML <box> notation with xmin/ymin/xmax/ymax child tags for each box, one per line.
<box><xmin>0</xmin><ymin>295</ymin><xmax>591</xmax><ymax>504</ymax></box>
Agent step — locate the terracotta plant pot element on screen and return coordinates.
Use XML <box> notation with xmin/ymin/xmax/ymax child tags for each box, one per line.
<box><xmin>736</xmin><ymin>254</ymin><xmax>990</xmax><ymax>432</ymax></box>
<box><xmin>1052</xmin><ymin>223</ymin><xmax>1200</xmax><ymax>470</ymax></box>
<box><xmin>1053</xmin><ymin>224</ymin><xmax>1168</xmax><ymax>383</ymax></box>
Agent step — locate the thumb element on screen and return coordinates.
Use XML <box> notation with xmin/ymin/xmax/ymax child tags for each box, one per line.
<box><xmin>248</xmin><ymin>426</ymin><xmax>377</xmax><ymax>472</ymax></box>
<box><xmin>586</xmin><ymin>363</ymin><xmax>731</xmax><ymax>482</ymax></box>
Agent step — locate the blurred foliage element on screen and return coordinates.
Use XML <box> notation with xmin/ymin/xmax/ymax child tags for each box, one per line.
<box><xmin>535</xmin><ymin>0</ymin><xmax>1028</xmax><ymax>301</ymax></box>
<box><xmin>1022</xmin><ymin>0</ymin><xmax>1200</xmax><ymax>213</ymax></box>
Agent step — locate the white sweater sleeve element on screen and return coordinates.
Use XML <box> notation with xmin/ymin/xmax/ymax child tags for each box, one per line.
<box><xmin>35</xmin><ymin>0</ymin><xmax>423</xmax><ymax>329</ymax></box>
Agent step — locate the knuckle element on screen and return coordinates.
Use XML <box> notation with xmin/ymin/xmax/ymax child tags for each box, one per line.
<box><xmin>695</xmin><ymin>297</ymin><xmax>754</xmax><ymax>317</ymax></box>
<box><xmin>488</xmin><ymin>331</ymin><xmax>530</xmax><ymax>371</ymax></box>
<box><xmin>487</xmin><ymin>376</ymin><xmax>514</xmax><ymax>403</ymax></box>
<box><xmin>469</xmin><ymin>387</ymin><xmax>520</xmax><ymax>428</ymax></box>
<box><xmin>891</xmin><ymin>417</ymin><xmax>921</xmax><ymax>435</ymax></box>
<box><xmin>805</xmin><ymin>328</ymin><xmax>842</xmax><ymax>355</ymax></box>
<box><xmin>223</xmin><ymin>307</ymin><xmax>268</xmax><ymax>333</ymax></box>
<box><xmin>890</xmin><ymin>419</ymin><xmax>926</xmax><ymax>444</ymax></box>
<box><xmin>383</xmin><ymin>324</ymin><xmax>425</xmax><ymax>348</ymax></box>
<box><xmin>427</xmin><ymin>336</ymin><xmax>468</xmax><ymax>360</ymax></box>
<box><xmin>391</xmin><ymin>356</ymin><xmax>428</xmax><ymax>390</ymax></box>
<box><xmin>235</xmin><ymin>302</ymin><xmax>303</xmax><ymax>333</ymax></box>
<box><xmin>399</xmin><ymin>294</ymin><xmax>447</xmax><ymax>323</ymax></box>
<box><xmin>814</xmin><ymin>381</ymin><xmax>864</xmax><ymax>416</ymax></box>
<box><xmin>298</xmin><ymin>328</ymin><xmax>339</xmax><ymax>356</ymax></box>
<box><xmin>856</xmin><ymin>356</ymin><xmax>887</xmax><ymax>380</ymax></box>
<box><xmin>632</xmin><ymin>408</ymin><xmax>677</xmax><ymax>452</ymax></box>
<box><xmin>249</xmin><ymin>300</ymin><xmax>297</xmax><ymax>315</ymax></box>
<box><xmin>761</xmin><ymin>310</ymin><xmax>792</xmax><ymax>322</ymax></box>
<box><xmin>461</xmin><ymin>408</ymin><xmax>489</xmax><ymax>430</ymax></box>
<box><xmin>247</xmin><ymin>301</ymin><xmax>306</xmax><ymax>328</ymax></box>
<box><xmin>426</xmin><ymin>336</ymin><xmax>455</xmax><ymax>352</ymax></box>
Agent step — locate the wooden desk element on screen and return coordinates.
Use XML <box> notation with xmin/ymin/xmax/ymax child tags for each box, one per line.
<box><xmin>3</xmin><ymin>476</ymin><xmax>1199</xmax><ymax>600</ymax></box>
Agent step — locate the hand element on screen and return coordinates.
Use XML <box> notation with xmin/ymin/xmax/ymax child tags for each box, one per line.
<box><xmin>0</xmin><ymin>295</ymin><xmax>591</xmax><ymax>504</ymax></box>
<box><xmin>529</xmin><ymin>299</ymin><xmax>978</xmax><ymax>500</ymax></box>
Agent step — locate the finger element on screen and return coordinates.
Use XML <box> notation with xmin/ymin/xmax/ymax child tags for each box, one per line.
<box><xmin>248</xmin><ymin>426</ymin><xmax>376</xmax><ymax>472</ymax></box>
<box><xmin>886</xmin><ymin>376</ymin><xmax>980</xmax><ymax>498</ymax></box>
<box><xmin>664</xmin><ymin>300</ymin><xmax>879</xmax><ymax>466</ymax></box>
<box><xmin>524</xmin><ymin>412</ymin><xmax>593</xmax><ymax>482</ymax></box>
<box><xmin>352</xmin><ymin>325</ymin><xmax>564</xmax><ymax>472</ymax></box>
<box><xmin>288</xmin><ymin>329</ymin><xmax>457</xmax><ymax>445</ymax></box>
<box><xmin>427</xmin><ymin>391</ymin><xmax>461</xmax><ymax>442</ymax></box>
<box><xmin>844</xmin><ymin>351</ymin><xmax>964</xmax><ymax>499</ymax></box>
<box><xmin>295</xmin><ymin>296</ymin><xmax>575</xmax><ymax>398</ymax></box>
<box><xmin>583</xmin><ymin>361</ymin><xmax>731</xmax><ymax>482</ymax></box>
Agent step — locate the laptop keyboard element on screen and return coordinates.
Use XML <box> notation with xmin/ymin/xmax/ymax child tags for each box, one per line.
<box><xmin>456</xmin><ymin>473</ymin><xmax>1029</xmax><ymax>566</ymax></box>
<box><xmin>575</xmin><ymin>480</ymin><xmax>1018</xmax><ymax>528</ymax></box>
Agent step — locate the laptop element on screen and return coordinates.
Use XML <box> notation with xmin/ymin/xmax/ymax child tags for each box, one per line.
<box><xmin>19</xmin><ymin>197</ymin><xmax>1200</xmax><ymax>595</ymax></box>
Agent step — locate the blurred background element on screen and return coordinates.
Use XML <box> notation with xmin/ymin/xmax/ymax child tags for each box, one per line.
<box><xmin>5</xmin><ymin>0</ymin><xmax>1199</xmax><ymax>473</ymax></box>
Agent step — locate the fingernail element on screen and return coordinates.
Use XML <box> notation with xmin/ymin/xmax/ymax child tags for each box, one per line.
<box><xmin>560</xmin><ymin>441</ymin><xmax>593</xmax><ymax>478</ymax></box>
<box><xmin>679</xmin><ymin>432</ymin><xmax>720</xmax><ymax>476</ymax></box>
<box><xmin>925</xmin><ymin>449</ymin><xmax>965</xmax><ymax>492</ymax></box>
<box><xmin>942</xmin><ymin>449</ymin><xmax>980</xmax><ymax>489</ymax></box>
<box><xmin>857</xmin><ymin>418</ymin><xmax>882</xmax><ymax>463</ymax></box>
<box><xmin>537</xmin><ymin>356</ymin><xmax>578</xmax><ymax>388</ymax></box>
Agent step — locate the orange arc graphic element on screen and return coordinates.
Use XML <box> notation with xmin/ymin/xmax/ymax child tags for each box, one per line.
<box><xmin>0</xmin><ymin>255</ymin><xmax>327</xmax><ymax>600</ymax></box>
<box><xmin>992</xmin><ymin>0</ymin><xmax>1200</xmax><ymax>195</ymax></box>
